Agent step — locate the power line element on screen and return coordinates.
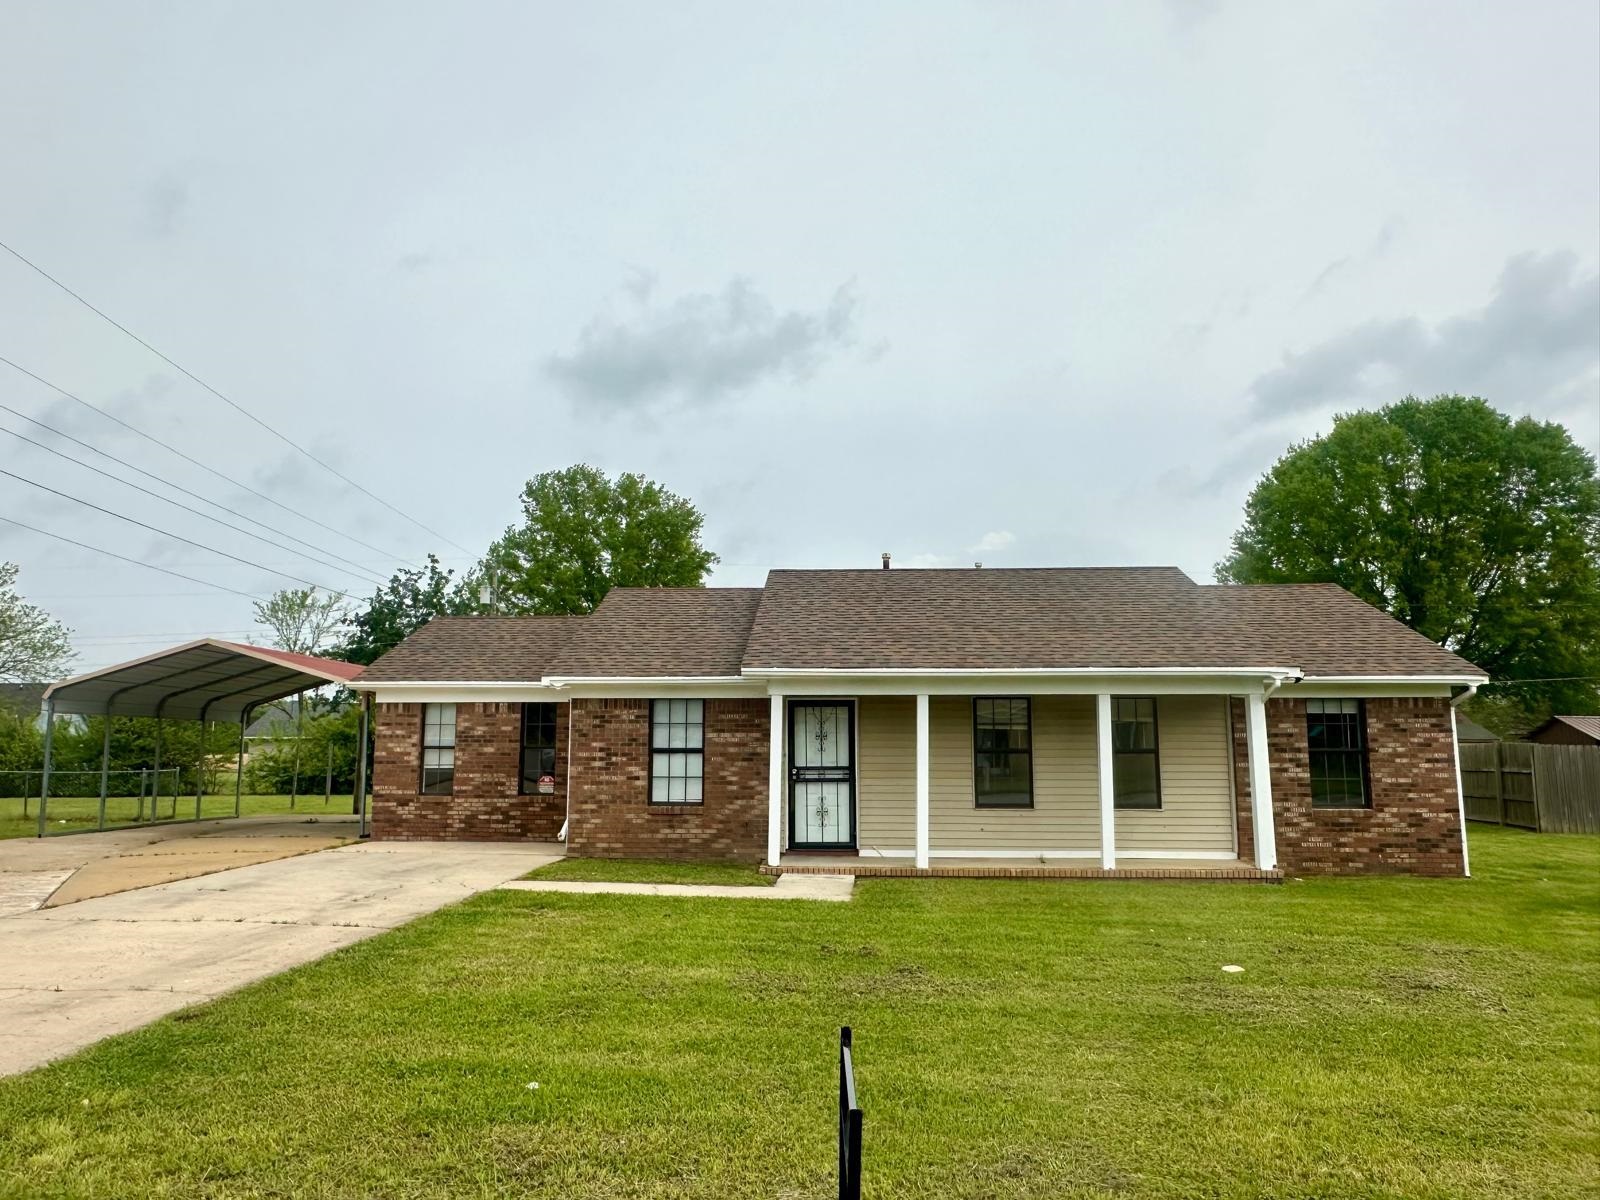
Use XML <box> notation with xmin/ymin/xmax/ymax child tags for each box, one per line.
<box><xmin>0</xmin><ymin>391</ymin><xmax>391</xmax><ymax>584</ymax></box>
<box><xmin>0</xmin><ymin>354</ymin><xmax>403</xmax><ymax>561</ymax></box>
<box><xmin>0</xmin><ymin>464</ymin><xmax>357</xmax><ymax>599</ymax></box>
<box><xmin>0</xmin><ymin>420</ymin><xmax>387</xmax><ymax>588</ymax></box>
<box><xmin>0</xmin><ymin>516</ymin><xmax>261</xmax><ymax>600</ymax></box>
<box><xmin>0</xmin><ymin>237</ymin><xmax>473</xmax><ymax>557</ymax></box>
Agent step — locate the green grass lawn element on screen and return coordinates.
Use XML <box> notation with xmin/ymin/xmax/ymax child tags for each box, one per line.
<box><xmin>523</xmin><ymin>855</ymin><xmax>775</xmax><ymax>886</ymax></box>
<box><xmin>0</xmin><ymin>827</ymin><xmax>1594</xmax><ymax>1198</ymax></box>
<box><xmin>0</xmin><ymin>790</ymin><xmax>356</xmax><ymax>841</ymax></box>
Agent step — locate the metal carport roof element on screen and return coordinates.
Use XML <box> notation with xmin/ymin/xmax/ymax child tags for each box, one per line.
<box><xmin>43</xmin><ymin>639</ymin><xmax>365</xmax><ymax>722</ymax></box>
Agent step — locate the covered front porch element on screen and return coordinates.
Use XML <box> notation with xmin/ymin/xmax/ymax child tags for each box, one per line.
<box><xmin>758</xmin><ymin>673</ymin><xmax>1284</xmax><ymax>874</ymax></box>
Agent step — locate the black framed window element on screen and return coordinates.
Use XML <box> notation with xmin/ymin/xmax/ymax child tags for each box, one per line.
<box><xmin>421</xmin><ymin>703</ymin><xmax>456</xmax><ymax>795</ymax></box>
<box><xmin>974</xmin><ymin>698</ymin><xmax>1032</xmax><ymax>808</ymax></box>
<box><xmin>650</xmin><ymin>699</ymin><xmax>704</xmax><ymax>804</ymax></box>
<box><xmin>521</xmin><ymin>702</ymin><xmax>559</xmax><ymax>793</ymax></box>
<box><xmin>1112</xmin><ymin>697</ymin><xmax>1161</xmax><ymax>809</ymax></box>
<box><xmin>1307</xmin><ymin>699</ymin><xmax>1369</xmax><ymax>807</ymax></box>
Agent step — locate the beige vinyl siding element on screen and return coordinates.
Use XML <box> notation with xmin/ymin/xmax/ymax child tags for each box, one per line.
<box><xmin>1114</xmin><ymin>694</ymin><xmax>1235</xmax><ymax>853</ymax></box>
<box><xmin>855</xmin><ymin>696</ymin><xmax>915</xmax><ymax>851</ymax></box>
<box><xmin>929</xmin><ymin>695</ymin><xmax>1100</xmax><ymax>852</ymax></box>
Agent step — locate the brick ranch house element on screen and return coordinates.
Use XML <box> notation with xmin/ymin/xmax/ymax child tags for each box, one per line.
<box><xmin>353</xmin><ymin>566</ymin><xmax>1489</xmax><ymax>878</ymax></box>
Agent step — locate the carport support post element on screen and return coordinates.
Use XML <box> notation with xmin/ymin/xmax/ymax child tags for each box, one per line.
<box><xmin>290</xmin><ymin>691</ymin><xmax>303</xmax><ymax>811</ymax></box>
<box><xmin>36</xmin><ymin>698</ymin><xmax>56</xmax><ymax>838</ymax></box>
<box><xmin>195</xmin><ymin>717</ymin><xmax>208</xmax><ymax>821</ymax></box>
<box><xmin>97</xmin><ymin>714</ymin><xmax>112</xmax><ymax>831</ymax></box>
<box><xmin>152</xmin><ymin>717</ymin><xmax>163</xmax><ymax>824</ymax></box>
<box><xmin>235</xmin><ymin>704</ymin><xmax>252</xmax><ymax>819</ymax></box>
<box><xmin>324</xmin><ymin>742</ymin><xmax>333</xmax><ymax>806</ymax></box>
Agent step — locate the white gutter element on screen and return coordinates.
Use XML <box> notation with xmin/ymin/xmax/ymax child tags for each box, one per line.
<box><xmin>349</xmin><ymin>680</ymin><xmax>557</xmax><ymax>690</ymax></box>
<box><xmin>1449</xmin><ymin>683</ymin><xmax>1480</xmax><ymax>878</ymax></box>
<box><xmin>542</xmin><ymin>675</ymin><xmax>747</xmax><ymax>687</ymax></box>
<box><xmin>1291</xmin><ymin>674</ymin><xmax>1490</xmax><ymax>686</ymax></box>
<box><xmin>741</xmin><ymin>665</ymin><xmax>1305</xmax><ymax>679</ymax></box>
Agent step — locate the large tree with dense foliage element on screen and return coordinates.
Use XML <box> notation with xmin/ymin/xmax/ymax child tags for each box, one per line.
<box><xmin>0</xmin><ymin>562</ymin><xmax>72</xmax><ymax>683</ymax></box>
<box><xmin>337</xmin><ymin>554</ymin><xmax>475</xmax><ymax>666</ymax></box>
<box><xmin>476</xmin><ymin>465</ymin><xmax>718</xmax><ymax>615</ymax></box>
<box><xmin>1217</xmin><ymin>395</ymin><xmax>1600</xmax><ymax>716</ymax></box>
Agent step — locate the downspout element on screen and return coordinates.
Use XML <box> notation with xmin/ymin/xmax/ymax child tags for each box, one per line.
<box><xmin>558</xmin><ymin>693</ymin><xmax>572</xmax><ymax>844</ymax></box>
<box><xmin>1449</xmin><ymin>684</ymin><xmax>1479</xmax><ymax>878</ymax></box>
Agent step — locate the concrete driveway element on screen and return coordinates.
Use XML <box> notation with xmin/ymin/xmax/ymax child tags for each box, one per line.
<box><xmin>0</xmin><ymin>835</ymin><xmax>561</xmax><ymax>1077</ymax></box>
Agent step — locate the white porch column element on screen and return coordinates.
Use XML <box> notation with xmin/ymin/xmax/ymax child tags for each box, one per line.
<box><xmin>914</xmin><ymin>693</ymin><xmax>930</xmax><ymax>869</ymax></box>
<box><xmin>1244</xmin><ymin>692</ymin><xmax>1278</xmax><ymax>871</ymax></box>
<box><xmin>767</xmin><ymin>693</ymin><xmax>784</xmax><ymax>867</ymax></box>
<box><xmin>1095</xmin><ymin>692</ymin><xmax>1116</xmax><ymax>869</ymax></box>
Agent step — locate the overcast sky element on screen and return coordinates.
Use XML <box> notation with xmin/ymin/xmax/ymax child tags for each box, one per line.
<box><xmin>3</xmin><ymin>0</ymin><xmax>1597</xmax><ymax>671</ymax></box>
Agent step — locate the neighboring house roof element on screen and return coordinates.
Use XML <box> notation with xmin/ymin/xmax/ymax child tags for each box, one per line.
<box><xmin>549</xmin><ymin>588</ymin><xmax>766</xmax><ymax>678</ymax></box>
<box><xmin>0</xmin><ymin>683</ymin><xmax>45</xmax><ymax>718</ymax></box>
<box><xmin>1453</xmin><ymin>715</ymin><xmax>1500</xmax><ymax>742</ymax></box>
<box><xmin>354</xmin><ymin>616</ymin><xmax>584</xmax><ymax>683</ymax></box>
<box><xmin>244</xmin><ymin>701</ymin><xmax>303</xmax><ymax>738</ymax></box>
<box><xmin>1527</xmin><ymin>715</ymin><xmax>1600</xmax><ymax>743</ymax></box>
<box><xmin>1205</xmin><ymin>584</ymin><xmax>1482</xmax><ymax>678</ymax></box>
<box><xmin>356</xmin><ymin>568</ymin><xmax>1488</xmax><ymax>684</ymax></box>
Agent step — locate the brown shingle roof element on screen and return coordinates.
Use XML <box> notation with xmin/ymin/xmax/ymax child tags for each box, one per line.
<box><xmin>740</xmin><ymin>569</ymin><xmax>1484</xmax><ymax>677</ymax></box>
<box><xmin>357</xmin><ymin>572</ymin><xmax>1487</xmax><ymax>683</ymax></box>
<box><xmin>741</xmin><ymin>568</ymin><xmax>1274</xmax><ymax>671</ymax></box>
<box><xmin>356</xmin><ymin>616</ymin><xmax>582</xmax><ymax>683</ymax></box>
<box><xmin>547</xmin><ymin>587</ymin><xmax>765</xmax><ymax>678</ymax></box>
<box><xmin>1205</xmin><ymin>584</ymin><xmax>1483</xmax><ymax>678</ymax></box>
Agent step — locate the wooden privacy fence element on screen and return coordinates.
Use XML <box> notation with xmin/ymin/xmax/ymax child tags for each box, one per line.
<box><xmin>1460</xmin><ymin>741</ymin><xmax>1600</xmax><ymax>834</ymax></box>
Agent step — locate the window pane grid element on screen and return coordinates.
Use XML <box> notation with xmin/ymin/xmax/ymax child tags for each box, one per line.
<box><xmin>421</xmin><ymin>703</ymin><xmax>456</xmax><ymax>795</ymax></box>
<box><xmin>1306</xmin><ymin>700</ymin><xmax>1370</xmax><ymax>807</ymax></box>
<box><xmin>974</xmin><ymin>698</ymin><xmax>1032</xmax><ymax>808</ymax></box>
<box><xmin>521</xmin><ymin>702</ymin><xmax>559</xmax><ymax>793</ymax></box>
<box><xmin>1112</xmin><ymin>696</ymin><xmax>1161</xmax><ymax>809</ymax></box>
<box><xmin>650</xmin><ymin>700</ymin><xmax>705</xmax><ymax>804</ymax></box>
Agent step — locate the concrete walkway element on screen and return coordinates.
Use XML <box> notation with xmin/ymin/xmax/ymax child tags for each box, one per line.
<box><xmin>0</xmin><ymin>838</ymin><xmax>561</xmax><ymax>1077</ymax></box>
<box><xmin>501</xmin><ymin>873</ymin><xmax>855</xmax><ymax>901</ymax></box>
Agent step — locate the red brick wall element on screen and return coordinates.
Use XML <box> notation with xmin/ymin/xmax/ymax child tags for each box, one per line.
<box><xmin>1231</xmin><ymin>696</ymin><xmax>1464</xmax><ymax>876</ymax></box>
<box><xmin>566</xmin><ymin>697</ymin><xmax>768</xmax><ymax>863</ymax></box>
<box><xmin>371</xmin><ymin>701</ymin><xmax>567</xmax><ymax>841</ymax></box>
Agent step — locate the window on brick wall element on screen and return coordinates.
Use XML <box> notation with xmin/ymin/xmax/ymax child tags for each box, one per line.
<box><xmin>650</xmin><ymin>699</ymin><xmax>704</xmax><ymax>804</ymax></box>
<box><xmin>1306</xmin><ymin>699</ymin><xmax>1370</xmax><ymax>807</ymax></box>
<box><xmin>421</xmin><ymin>703</ymin><xmax>456</xmax><ymax>795</ymax></box>
<box><xmin>521</xmin><ymin>702</ymin><xmax>559</xmax><ymax>793</ymax></box>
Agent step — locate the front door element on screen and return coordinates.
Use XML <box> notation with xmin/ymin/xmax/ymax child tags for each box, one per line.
<box><xmin>788</xmin><ymin>700</ymin><xmax>856</xmax><ymax>849</ymax></box>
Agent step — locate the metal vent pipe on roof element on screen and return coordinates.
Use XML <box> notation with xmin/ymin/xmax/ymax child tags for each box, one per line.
<box><xmin>881</xmin><ymin>552</ymin><xmax>891</xmax><ymax>570</ymax></box>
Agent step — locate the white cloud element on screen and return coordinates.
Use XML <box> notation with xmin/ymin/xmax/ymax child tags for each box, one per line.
<box><xmin>545</xmin><ymin>278</ymin><xmax>860</xmax><ymax>410</ymax></box>
<box><xmin>1250</xmin><ymin>251</ymin><xmax>1599</xmax><ymax>424</ymax></box>
<box><xmin>969</xmin><ymin>530</ymin><xmax>1017</xmax><ymax>555</ymax></box>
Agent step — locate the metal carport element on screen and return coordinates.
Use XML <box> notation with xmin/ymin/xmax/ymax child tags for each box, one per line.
<box><xmin>36</xmin><ymin>640</ymin><xmax>368</xmax><ymax>837</ymax></box>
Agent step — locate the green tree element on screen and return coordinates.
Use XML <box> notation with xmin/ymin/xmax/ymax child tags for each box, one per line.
<box><xmin>477</xmin><ymin>464</ymin><xmax>718</xmax><ymax>615</ymax></box>
<box><xmin>338</xmin><ymin>554</ymin><xmax>474</xmax><ymax>666</ymax></box>
<box><xmin>0</xmin><ymin>562</ymin><xmax>72</xmax><ymax>683</ymax></box>
<box><xmin>1217</xmin><ymin>395</ymin><xmax>1600</xmax><ymax>716</ymax></box>
<box><xmin>252</xmin><ymin>586</ymin><xmax>349</xmax><ymax>655</ymax></box>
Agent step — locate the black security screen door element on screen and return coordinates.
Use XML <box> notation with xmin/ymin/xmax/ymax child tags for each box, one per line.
<box><xmin>789</xmin><ymin>700</ymin><xmax>856</xmax><ymax>849</ymax></box>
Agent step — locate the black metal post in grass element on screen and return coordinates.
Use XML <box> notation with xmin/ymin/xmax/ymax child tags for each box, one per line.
<box><xmin>839</xmin><ymin>1027</ymin><xmax>863</xmax><ymax>1200</ymax></box>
